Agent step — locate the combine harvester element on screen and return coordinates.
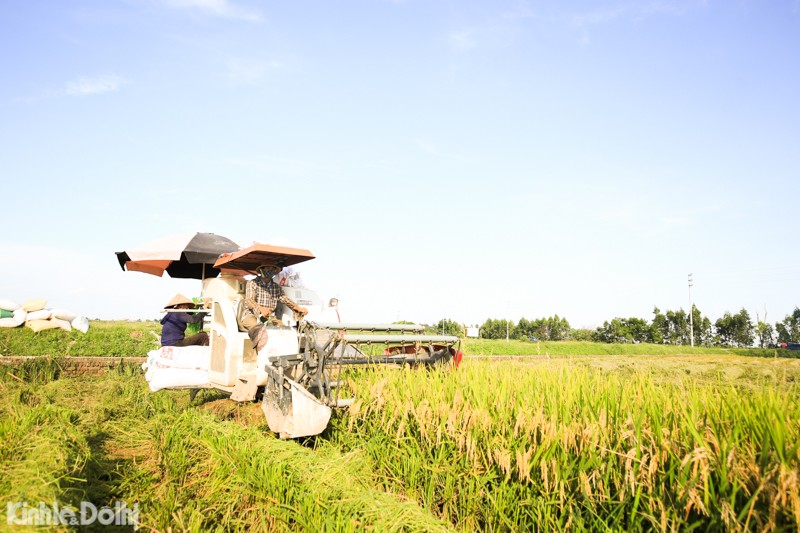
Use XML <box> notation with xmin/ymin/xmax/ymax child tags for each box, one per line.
<box><xmin>153</xmin><ymin>243</ymin><xmax>462</xmax><ymax>439</ymax></box>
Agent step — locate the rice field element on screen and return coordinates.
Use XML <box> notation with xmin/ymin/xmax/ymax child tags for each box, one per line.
<box><xmin>1</xmin><ymin>353</ymin><xmax>799</xmax><ymax>531</ymax></box>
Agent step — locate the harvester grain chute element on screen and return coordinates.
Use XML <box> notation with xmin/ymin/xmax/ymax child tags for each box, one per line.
<box><xmin>155</xmin><ymin>243</ymin><xmax>462</xmax><ymax>439</ymax></box>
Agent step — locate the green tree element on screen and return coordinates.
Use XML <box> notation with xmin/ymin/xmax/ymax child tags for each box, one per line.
<box><xmin>626</xmin><ymin>317</ymin><xmax>652</xmax><ymax>343</ymax></box>
<box><xmin>431</xmin><ymin>318</ymin><xmax>463</xmax><ymax>337</ymax></box>
<box><xmin>776</xmin><ymin>307</ymin><xmax>800</xmax><ymax>344</ymax></box>
<box><xmin>689</xmin><ymin>306</ymin><xmax>713</xmax><ymax>346</ymax></box>
<box><xmin>571</xmin><ymin>328</ymin><xmax>593</xmax><ymax>341</ymax></box>
<box><xmin>594</xmin><ymin>317</ymin><xmax>650</xmax><ymax>344</ymax></box>
<box><xmin>593</xmin><ymin>319</ymin><xmax>620</xmax><ymax>343</ymax></box>
<box><xmin>651</xmin><ymin>307</ymin><xmax>668</xmax><ymax>344</ymax></box>
<box><xmin>531</xmin><ymin>318</ymin><xmax>549</xmax><ymax>340</ymax></box>
<box><xmin>666</xmin><ymin>309</ymin><xmax>690</xmax><ymax>345</ymax></box>
<box><xmin>732</xmin><ymin>309</ymin><xmax>755</xmax><ymax>347</ymax></box>
<box><xmin>715</xmin><ymin>309</ymin><xmax>754</xmax><ymax>348</ymax></box>
<box><xmin>513</xmin><ymin>315</ymin><xmax>571</xmax><ymax>341</ymax></box>
<box><xmin>548</xmin><ymin>315</ymin><xmax>571</xmax><ymax>341</ymax></box>
<box><xmin>479</xmin><ymin>318</ymin><xmax>515</xmax><ymax>340</ymax></box>
<box><xmin>516</xmin><ymin>317</ymin><xmax>534</xmax><ymax>340</ymax></box>
<box><xmin>756</xmin><ymin>321</ymin><xmax>775</xmax><ymax>348</ymax></box>
<box><xmin>699</xmin><ymin>316</ymin><xmax>713</xmax><ymax>347</ymax></box>
<box><xmin>714</xmin><ymin>313</ymin><xmax>734</xmax><ymax>346</ymax></box>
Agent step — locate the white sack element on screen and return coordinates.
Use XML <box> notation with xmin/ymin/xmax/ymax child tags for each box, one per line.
<box><xmin>0</xmin><ymin>299</ymin><xmax>19</xmax><ymax>311</ymax></box>
<box><xmin>26</xmin><ymin>319</ymin><xmax>60</xmax><ymax>332</ymax></box>
<box><xmin>12</xmin><ymin>308</ymin><xmax>27</xmax><ymax>326</ymax></box>
<box><xmin>71</xmin><ymin>316</ymin><xmax>89</xmax><ymax>333</ymax></box>
<box><xmin>146</xmin><ymin>367</ymin><xmax>211</xmax><ymax>392</ymax></box>
<box><xmin>146</xmin><ymin>346</ymin><xmax>210</xmax><ymax>371</ymax></box>
<box><xmin>26</xmin><ymin>309</ymin><xmax>52</xmax><ymax>321</ymax></box>
<box><xmin>51</xmin><ymin>308</ymin><xmax>79</xmax><ymax>321</ymax></box>
<box><xmin>0</xmin><ymin>308</ymin><xmax>27</xmax><ymax>327</ymax></box>
<box><xmin>21</xmin><ymin>299</ymin><xmax>47</xmax><ymax>312</ymax></box>
<box><xmin>51</xmin><ymin>318</ymin><xmax>72</xmax><ymax>331</ymax></box>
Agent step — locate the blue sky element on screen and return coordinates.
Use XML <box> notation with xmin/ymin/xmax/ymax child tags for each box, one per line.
<box><xmin>1</xmin><ymin>0</ymin><xmax>798</xmax><ymax>329</ymax></box>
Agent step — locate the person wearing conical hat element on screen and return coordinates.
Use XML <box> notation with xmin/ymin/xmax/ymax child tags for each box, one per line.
<box><xmin>160</xmin><ymin>294</ymin><xmax>210</xmax><ymax>347</ymax></box>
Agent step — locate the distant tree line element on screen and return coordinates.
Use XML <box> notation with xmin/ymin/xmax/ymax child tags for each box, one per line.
<box><xmin>593</xmin><ymin>306</ymin><xmax>800</xmax><ymax>348</ymax></box>
<box><xmin>595</xmin><ymin>307</ymin><xmax>750</xmax><ymax>347</ymax></box>
<box><xmin>428</xmin><ymin>307</ymin><xmax>800</xmax><ymax>348</ymax></box>
<box><xmin>478</xmin><ymin>315</ymin><xmax>571</xmax><ymax>341</ymax></box>
<box><xmin>429</xmin><ymin>318</ymin><xmax>464</xmax><ymax>337</ymax></box>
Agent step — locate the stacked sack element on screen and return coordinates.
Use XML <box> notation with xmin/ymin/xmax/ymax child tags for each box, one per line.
<box><xmin>142</xmin><ymin>345</ymin><xmax>211</xmax><ymax>392</ymax></box>
<box><xmin>0</xmin><ymin>299</ymin><xmax>90</xmax><ymax>333</ymax></box>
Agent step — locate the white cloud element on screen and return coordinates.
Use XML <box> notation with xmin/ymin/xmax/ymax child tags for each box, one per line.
<box><xmin>65</xmin><ymin>74</ymin><xmax>127</xmax><ymax>96</ymax></box>
<box><xmin>447</xmin><ymin>29</ymin><xmax>477</xmax><ymax>51</ymax></box>
<box><xmin>160</xmin><ymin>0</ymin><xmax>262</xmax><ymax>22</ymax></box>
<box><xmin>571</xmin><ymin>6</ymin><xmax>627</xmax><ymax>28</ymax></box>
<box><xmin>501</xmin><ymin>3</ymin><xmax>536</xmax><ymax>20</ymax></box>
<box><xmin>566</xmin><ymin>0</ymin><xmax>708</xmax><ymax>46</ymax></box>
<box><xmin>226</xmin><ymin>58</ymin><xmax>283</xmax><ymax>85</ymax></box>
<box><xmin>446</xmin><ymin>7</ymin><xmax>535</xmax><ymax>53</ymax></box>
<box><xmin>570</xmin><ymin>1</ymin><xmax>704</xmax><ymax>29</ymax></box>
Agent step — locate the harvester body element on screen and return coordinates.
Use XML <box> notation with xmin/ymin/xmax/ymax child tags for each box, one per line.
<box><xmin>157</xmin><ymin>244</ymin><xmax>461</xmax><ymax>439</ymax></box>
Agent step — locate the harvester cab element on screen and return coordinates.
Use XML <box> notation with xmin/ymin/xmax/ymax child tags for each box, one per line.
<box><xmin>187</xmin><ymin>243</ymin><xmax>462</xmax><ymax>439</ymax></box>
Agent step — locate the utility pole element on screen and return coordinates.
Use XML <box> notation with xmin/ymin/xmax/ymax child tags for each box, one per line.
<box><xmin>506</xmin><ymin>303</ymin><xmax>510</xmax><ymax>342</ymax></box>
<box><xmin>688</xmin><ymin>273</ymin><xmax>694</xmax><ymax>347</ymax></box>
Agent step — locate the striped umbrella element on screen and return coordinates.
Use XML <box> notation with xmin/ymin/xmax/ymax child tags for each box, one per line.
<box><xmin>115</xmin><ymin>232</ymin><xmax>240</xmax><ymax>279</ymax></box>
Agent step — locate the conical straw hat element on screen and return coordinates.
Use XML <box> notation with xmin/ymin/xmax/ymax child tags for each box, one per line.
<box><xmin>165</xmin><ymin>294</ymin><xmax>194</xmax><ymax>308</ymax></box>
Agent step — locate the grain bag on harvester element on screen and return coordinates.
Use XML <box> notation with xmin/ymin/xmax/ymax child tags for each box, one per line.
<box><xmin>201</xmin><ymin>243</ymin><xmax>463</xmax><ymax>439</ymax></box>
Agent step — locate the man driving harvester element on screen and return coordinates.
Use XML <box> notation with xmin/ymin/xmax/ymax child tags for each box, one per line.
<box><xmin>239</xmin><ymin>264</ymin><xmax>309</xmax><ymax>352</ymax></box>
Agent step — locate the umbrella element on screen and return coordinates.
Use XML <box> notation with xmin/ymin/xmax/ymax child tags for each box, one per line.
<box><xmin>115</xmin><ymin>232</ymin><xmax>241</xmax><ymax>280</ymax></box>
<box><xmin>213</xmin><ymin>243</ymin><xmax>315</xmax><ymax>274</ymax></box>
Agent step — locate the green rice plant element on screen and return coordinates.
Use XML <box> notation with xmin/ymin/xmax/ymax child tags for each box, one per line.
<box><xmin>462</xmin><ymin>338</ymin><xmax>787</xmax><ymax>358</ymax></box>
<box><xmin>0</xmin><ymin>368</ymin><xmax>454</xmax><ymax>532</ymax></box>
<box><xmin>0</xmin><ymin>355</ymin><xmax>64</xmax><ymax>384</ymax></box>
<box><xmin>0</xmin><ymin>382</ymin><xmax>91</xmax><ymax>513</ymax></box>
<box><xmin>2</xmin><ymin>320</ymin><xmax>789</xmax><ymax>359</ymax></box>
<box><xmin>0</xmin><ymin>369</ymin><xmax>187</xmax><ymax>531</ymax></box>
<box><xmin>4</xmin><ymin>349</ymin><xmax>797</xmax><ymax>531</ymax></box>
<box><xmin>0</xmin><ymin>320</ymin><xmax>161</xmax><ymax>358</ymax></box>
<box><xmin>328</xmin><ymin>359</ymin><xmax>800</xmax><ymax>531</ymax></box>
<box><xmin>135</xmin><ymin>408</ymin><xmax>454</xmax><ymax>532</ymax></box>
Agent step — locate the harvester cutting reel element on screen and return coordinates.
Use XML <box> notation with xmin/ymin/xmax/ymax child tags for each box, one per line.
<box><xmin>261</xmin><ymin>321</ymin><xmax>462</xmax><ymax>439</ymax></box>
